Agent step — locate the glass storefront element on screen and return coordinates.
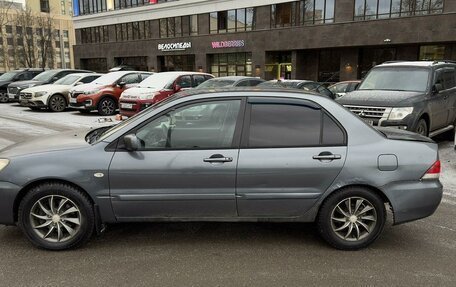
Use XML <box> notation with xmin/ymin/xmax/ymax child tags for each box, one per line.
<box><xmin>318</xmin><ymin>49</ymin><xmax>341</xmax><ymax>83</ymax></box>
<box><xmin>359</xmin><ymin>47</ymin><xmax>396</xmax><ymax>78</ymax></box>
<box><xmin>208</xmin><ymin>52</ymin><xmax>252</xmax><ymax>77</ymax></box>
<box><xmin>419</xmin><ymin>45</ymin><xmax>445</xmax><ymax>61</ymax></box>
<box><xmin>80</xmin><ymin>58</ymin><xmax>108</xmax><ymax>72</ymax></box>
<box><xmin>114</xmin><ymin>56</ymin><xmax>148</xmax><ymax>71</ymax></box>
<box><xmin>265</xmin><ymin>51</ymin><xmax>292</xmax><ymax>80</ymax></box>
<box><xmin>158</xmin><ymin>55</ymin><xmax>195</xmax><ymax>72</ymax></box>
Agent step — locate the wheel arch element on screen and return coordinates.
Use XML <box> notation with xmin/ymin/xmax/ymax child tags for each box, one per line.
<box><xmin>13</xmin><ymin>178</ymin><xmax>95</xmax><ymax>223</ymax></box>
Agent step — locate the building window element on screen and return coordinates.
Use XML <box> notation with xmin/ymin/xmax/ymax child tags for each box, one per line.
<box><xmin>40</xmin><ymin>0</ymin><xmax>50</xmax><ymax>13</ymax></box>
<box><xmin>81</xmin><ymin>58</ymin><xmax>108</xmax><ymax>72</ymax></box>
<box><xmin>265</xmin><ymin>52</ymin><xmax>292</xmax><ymax>80</ymax></box>
<box><xmin>318</xmin><ymin>49</ymin><xmax>341</xmax><ymax>82</ymax></box>
<box><xmin>208</xmin><ymin>53</ymin><xmax>252</xmax><ymax>77</ymax></box>
<box><xmin>160</xmin><ymin>15</ymin><xmax>199</xmax><ymax>38</ymax></box>
<box><xmin>272</xmin><ymin>1</ymin><xmax>335</xmax><ymax>27</ymax></box>
<box><xmin>355</xmin><ymin>0</ymin><xmax>443</xmax><ymax>20</ymax></box>
<box><xmin>419</xmin><ymin>45</ymin><xmax>445</xmax><ymax>60</ymax></box>
<box><xmin>158</xmin><ymin>55</ymin><xmax>195</xmax><ymax>72</ymax></box>
<box><xmin>211</xmin><ymin>8</ymin><xmax>255</xmax><ymax>34</ymax></box>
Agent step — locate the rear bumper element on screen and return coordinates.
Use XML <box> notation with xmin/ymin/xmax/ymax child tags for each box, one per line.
<box><xmin>0</xmin><ymin>181</ymin><xmax>21</xmax><ymax>225</ymax></box>
<box><xmin>382</xmin><ymin>180</ymin><xmax>443</xmax><ymax>225</ymax></box>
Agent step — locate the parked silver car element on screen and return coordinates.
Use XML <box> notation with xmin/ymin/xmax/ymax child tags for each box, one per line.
<box><xmin>0</xmin><ymin>89</ymin><xmax>442</xmax><ymax>250</ymax></box>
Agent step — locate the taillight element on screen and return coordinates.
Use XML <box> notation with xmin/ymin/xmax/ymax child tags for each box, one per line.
<box><xmin>421</xmin><ymin>160</ymin><xmax>441</xmax><ymax>180</ymax></box>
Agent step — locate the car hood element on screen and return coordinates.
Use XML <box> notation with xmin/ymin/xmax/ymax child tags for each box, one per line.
<box><xmin>337</xmin><ymin>90</ymin><xmax>424</xmax><ymax>107</ymax></box>
<box><xmin>0</xmin><ymin>80</ymin><xmax>12</xmax><ymax>88</ymax></box>
<box><xmin>376</xmin><ymin>127</ymin><xmax>434</xmax><ymax>143</ymax></box>
<box><xmin>121</xmin><ymin>87</ymin><xmax>160</xmax><ymax>100</ymax></box>
<box><xmin>70</xmin><ymin>83</ymin><xmax>106</xmax><ymax>93</ymax></box>
<box><xmin>23</xmin><ymin>84</ymin><xmax>70</xmax><ymax>94</ymax></box>
<box><xmin>0</xmin><ymin>130</ymin><xmax>90</xmax><ymax>158</ymax></box>
<box><xmin>9</xmin><ymin>80</ymin><xmax>46</xmax><ymax>88</ymax></box>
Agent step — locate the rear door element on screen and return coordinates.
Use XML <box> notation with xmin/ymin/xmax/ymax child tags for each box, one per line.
<box><xmin>236</xmin><ymin>97</ymin><xmax>347</xmax><ymax>217</ymax></box>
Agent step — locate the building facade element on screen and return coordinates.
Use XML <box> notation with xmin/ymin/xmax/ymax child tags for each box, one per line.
<box><xmin>0</xmin><ymin>0</ymin><xmax>75</xmax><ymax>72</ymax></box>
<box><xmin>72</xmin><ymin>0</ymin><xmax>456</xmax><ymax>82</ymax></box>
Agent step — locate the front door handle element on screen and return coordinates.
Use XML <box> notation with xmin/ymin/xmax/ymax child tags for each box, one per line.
<box><xmin>203</xmin><ymin>154</ymin><xmax>233</xmax><ymax>163</ymax></box>
<box><xmin>313</xmin><ymin>152</ymin><xmax>341</xmax><ymax>161</ymax></box>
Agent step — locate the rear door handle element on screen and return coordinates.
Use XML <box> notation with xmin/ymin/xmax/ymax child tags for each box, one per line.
<box><xmin>203</xmin><ymin>154</ymin><xmax>233</xmax><ymax>163</ymax></box>
<box><xmin>313</xmin><ymin>153</ymin><xmax>341</xmax><ymax>160</ymax></box>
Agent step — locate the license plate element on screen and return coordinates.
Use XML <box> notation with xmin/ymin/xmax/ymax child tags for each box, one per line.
<box><xmin>69</xmin><ymin>98</ymin><xmax>77</xmax><ymax>103</ymax></box>
<box><xmin>363</xmin><ymin>119</ymin><xmax>374</xmax><ymax>126</ymax></box>
<box><xmin>121</xmin><ymin>103</ymin><xmax>133</xmax><ymax>109</ymax></box>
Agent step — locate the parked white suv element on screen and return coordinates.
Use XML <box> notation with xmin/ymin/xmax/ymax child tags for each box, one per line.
<box><xmin>19</xmin><ymin>73</ymin><xmax>102</xmax><ymax>112</ymax></box>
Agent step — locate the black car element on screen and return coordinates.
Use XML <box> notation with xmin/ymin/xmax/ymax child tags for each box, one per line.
<box><xmin>337</xmin><ymin>61</ymin><xmax>456</xmax><ymax>137</ymax></box>
<box><xmin>7</xmin><ymin>69</ymin><xmax>92</xmax><ymax>101</ymax></box>
<box><xmin>258</xmin><ymin>80</ymin><xmax>335</xmax><ymax>99</ymax></box>
<box><xmin>0</xmin><ymin>69</ymin><xmax>45</xmax><ymax>103</ymax></box>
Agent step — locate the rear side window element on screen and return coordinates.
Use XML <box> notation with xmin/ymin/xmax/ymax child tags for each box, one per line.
<box><xmin>192</xmin><ymin>75</ymin><xmax>207</xmax><ymax>87</ymax></box>
<box><xmin>248</xmin><ymin>103</ymin><xmax>345</xmax><ymax>148</ymax></box>
<box><xmin>121</xmin><ymin>73</ymin><xmax>140</xmax><ymax>84</ymax></box>
<box><xmin>236</xmin><ymin>80</ymin><xmax>251</xmax><ymax>87</ymax></box>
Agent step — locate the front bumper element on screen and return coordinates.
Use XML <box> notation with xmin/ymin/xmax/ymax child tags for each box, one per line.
<box><xmin>119</xmin><ymin>99</ymin><xmax>154</xmax><ymax>117</ymax></box>
<box><xmin>69</xmin><ymin>100</ymin><xmax>96</xmax><ymax>111</ymax></box>
<box><xmin>20</xmin><ymin>100</ymin><xmax>46</xmax><ymax>108</ymax></box>
<box><xmin>0</xmin><ymin>181</ymin><xmax>21</xmax><ymax>225</ymax></box>
<box><xmin>382</xmin><ymin>180</ymin><xmax>443</xmax><ymax>225</ymax></box>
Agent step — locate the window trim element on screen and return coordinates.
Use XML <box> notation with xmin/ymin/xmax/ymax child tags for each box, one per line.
<box><xmin>114</xmin><ymin>97</ymin><xmax>247</xmax><ymax>152</ymax></box>
<box><xmin>240</xmin><ymin>97</ymin><xmax>347</xmax><ymax>149</ymax></box>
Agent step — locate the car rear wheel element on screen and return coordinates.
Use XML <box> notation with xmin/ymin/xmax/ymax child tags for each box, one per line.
<box><xmin>18</xmin><ymin>183</ymin><xmax>95</xmax><ymax>250</ymax></box>
<box><xmin>317</xmin><ymin>187</ymin><xmax>386</xmax><ymax>250</ymax></box>
<box><xmin>415</xmin><ymin>119</ymin><xmax>428</xmax><ymax>137</ymax></box>
<box><xmin>0</xmin><ymin>92</ymin><xmax>8</xmax><ymax>103</ymax></box>
<box><xmin>98</xmin><ymin>97</ymin><xmax>116</xmax><ymax>116</ymax></box>
<box><xmin>48</xmin><ymin>94</ymin><xmax>67</xmax><ymax>112</ymax></box>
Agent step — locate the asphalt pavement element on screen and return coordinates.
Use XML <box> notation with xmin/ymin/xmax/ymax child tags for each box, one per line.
<box><xmin>0</xmin><ymin>103</ymin><xmax>454</xmax><ymax>286</ymax></box>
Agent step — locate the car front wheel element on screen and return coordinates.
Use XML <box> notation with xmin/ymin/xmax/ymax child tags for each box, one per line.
<box><xmin>0</xmin><ymin>92</ymin><xmax>8</xmax><ymax>103</ymax></box>
<box><xmin>18</xmin><ymin>183</ymin><xmax>95</xmax><ymax>250</ymax></box>
<box><xmin>48</xmin><ymin>94</ymin><xmax>67</xmax><ymax>112</ymax></box>
<box><xmin>97</xmin><ymin>97</ymin><xmax>116</xmax><ymax>116</ymax></box>
<box><xmin>317</xmin><ymin>187</ymin><xmax>386</xmax><ymax>250</ymax></box>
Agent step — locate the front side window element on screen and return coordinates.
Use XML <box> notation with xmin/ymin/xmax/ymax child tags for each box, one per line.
<box><xmin>248</xmin><ymin>103</ymin><xmax>345</xmax><ymax>148</ymax></box>
<box><xmin>176</xmin><ymin>76</ymin><xmax>192</xmax><ymax>88</ymax></box>
<box><xmin>120</xmin><ymin>74</ymin><xmax>140</xmax><ymax>84</ymax></box>
<box><xmin>135</xmin><ymin>100</ymin><xmax>241</xmax><ymax>149</ymax></box>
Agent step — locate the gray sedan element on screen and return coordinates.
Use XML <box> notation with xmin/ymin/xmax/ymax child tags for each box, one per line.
<box><xmin>0</xmin><ymin>89</ymin><xmax>442</xmax><ymax>250</ymax></box>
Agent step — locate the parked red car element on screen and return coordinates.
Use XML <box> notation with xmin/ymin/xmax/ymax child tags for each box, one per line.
<box><xmin>69</xmin><ymin>71</ymin><xmax>152</xmax><ymax>116</ymax></box>
<box><xmin>119</xmin><ymin>71</ymin><xmax>214</xmax><ymax>117</ymax></box>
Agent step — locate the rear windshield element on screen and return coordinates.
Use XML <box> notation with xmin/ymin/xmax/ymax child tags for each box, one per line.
<box><xmin>358</xmin><ymin>67</ymin><xmax>430</xmax><ymax>92</ymax></box>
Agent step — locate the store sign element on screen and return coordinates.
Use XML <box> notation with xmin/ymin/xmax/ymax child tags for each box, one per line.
<box><xmin>158</xmin><ymin>42</ymin><xmax>192</xmax><ymax>52</ymax></box>
<box><xmin>211</xmin><ymin>40</ymin><xmax>245</xmax><ymax>49</ymax></box>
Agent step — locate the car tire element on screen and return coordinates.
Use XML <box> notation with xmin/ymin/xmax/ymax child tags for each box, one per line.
<box><xmin>317</xmin><ymin>187</ymin><xmax>386</xmax><ymax>250</ymax></box>
<box><xmin>48</xmin><ymin>94</ymin><xmax>67</xmax><ymax>112</ymax></box>
<box><xmin>97</xmin><ymin>97</ymin><xmax>116</xmax><ymax>116</ymax></box>
<box><xmin>18</xmin><ymin>182</ymin><xmax>95</xmax><ymax>250</ymax></box>
<box><xmin>0</xmin><ymin>92</ymin><xmax>8</xmax><ymax>103</ymax></box>
<box><xmin>415</xmin><ymin>118</ymin><xmax>428</xmax><ymax>137</ymax></box>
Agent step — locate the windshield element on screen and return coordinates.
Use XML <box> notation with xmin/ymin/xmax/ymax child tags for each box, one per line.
<box><xmin>0</xmin><ymin>72</ymin><xmax>18</xmax><ymax>81</ymax></box>
<box><xmin>54</xmin><ymin>75</ymin><xmax>80</xmax><ymax>85</ymax></box>
<box><xmin>358</xmin><ymin>68</ymin><xmax>430</xmax><ymax>92</ymax></box>
<box><xmin>93</xmin><ymin>72</ymin><xmax>125</xmax><ymax>85</ymax></box>
<box><xmin>197</xmin><ymin>79</ymin><xmax>236</xmax><ymax>89</ymax></box>
<box><xmin>137</xmin><ymin>73</ymin><xmax>177</xmax><ymax>89</ymax></box>
<box><xmin>32</xmin><ymin>70</ymin><xmax>59</xmax><ymax>82</ymax></box>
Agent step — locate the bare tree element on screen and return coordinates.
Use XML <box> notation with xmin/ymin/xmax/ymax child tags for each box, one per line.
<box><xmin>15</xmin><ymin>6</ymin><xmax>37</xmax><ymax>68</ymax></box>
<box><xmin>36</xmin><ymin>13</ymin><xmax>55</xmax><ymax>69</ymax></box>
<box><xmin>0</xmin><ymin>1</ymin><xmax>15</xmax><ymax>70</ymax></box>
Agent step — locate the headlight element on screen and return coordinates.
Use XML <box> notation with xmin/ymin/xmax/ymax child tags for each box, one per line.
<box><xmin>84</xmin><ymin>90</ymin><xmax>98</xmax><ymax>95</ymax></box>
<box><xmin>0</xmin><ymin>159</ymin><xmax>9</xmax><ymax>172</ymax></box>
<box><xmin>35</xmin><ymin>91</ymin><xmax>48</xmax><ymax>97</ymax></box>
<box><xmin>388</xmin><ymin>107</ymin><xmax>413</xmax><ymax>120</ymax></box>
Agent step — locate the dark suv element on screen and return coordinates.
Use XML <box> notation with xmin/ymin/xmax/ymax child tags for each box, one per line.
<box><xmin>0</xmin><ymin>69</ymin><xmax>45</xmax><ymax>103</ymax></box>
<box><xmin>337</xmin><ymin>61</ymin><xmax>456</xmax><ymax>137</ymax></box>
<box><xmin>8</xmin><ymin>69</ymin><xmax>91</xmax><ymax>101</ymax></box>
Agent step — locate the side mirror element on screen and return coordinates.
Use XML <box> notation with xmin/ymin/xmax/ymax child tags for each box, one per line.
<box><xmin>433</xmin><ymin>83</ymin><xmax>443</xmax><ymax>94</ymax></box>
<box><xmin>117</xmin><ymin>81</ymin><xmax>126</xmax><ymax>88</ymax></box>
<box><xmin>174</xmin><ymin>84</ymin><xmax>181</xmax><ymax>93</ymax></box>
<box><xmin>123</xmin><ymin>134</ymin><xmax>140</xmax><ymax>151</ymax></box>
<box><xmin>51</xmin><ymin>76</ymin><xmax>59</xmax><ymax>82</ymax></box>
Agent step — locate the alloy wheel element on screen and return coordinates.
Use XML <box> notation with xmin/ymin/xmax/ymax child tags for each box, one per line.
<box><xmin>50</xmin><ymin>96</ymin><xmax>66</xmax><ymax>112</ymax></box>
<box><xmin>29</xmin><ymin>195</ymin><xmax>82</xmax><ymax>243</ymax></box>
<box><xmin>100</xmin><ymin>99</ymin><xmax>115</xmax><ymax>115</ymax></box>
<box><xmin>330</xmin><ymin>197</ymin><xmax>377</xmax><ymax>241</ymax></box>
<box><xmin>0</xmin><ymin>93</ymin><xmax>8</xmax><ymax>103</ymax></box>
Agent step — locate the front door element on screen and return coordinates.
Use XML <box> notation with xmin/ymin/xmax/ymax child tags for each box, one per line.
<box><xmin>236</xmin><ymin>98</ymin><xmax>347</xmax><ymax>217</ymax></box>
<box><xmin>109</xmin><ymin>99</ymin><xmax>244</xmax><ymax>219</ymax></box>
<box><xmin>430</xmin><ymin>68</ymin><xmax>451</xmax><ymax>129</ymax></box>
